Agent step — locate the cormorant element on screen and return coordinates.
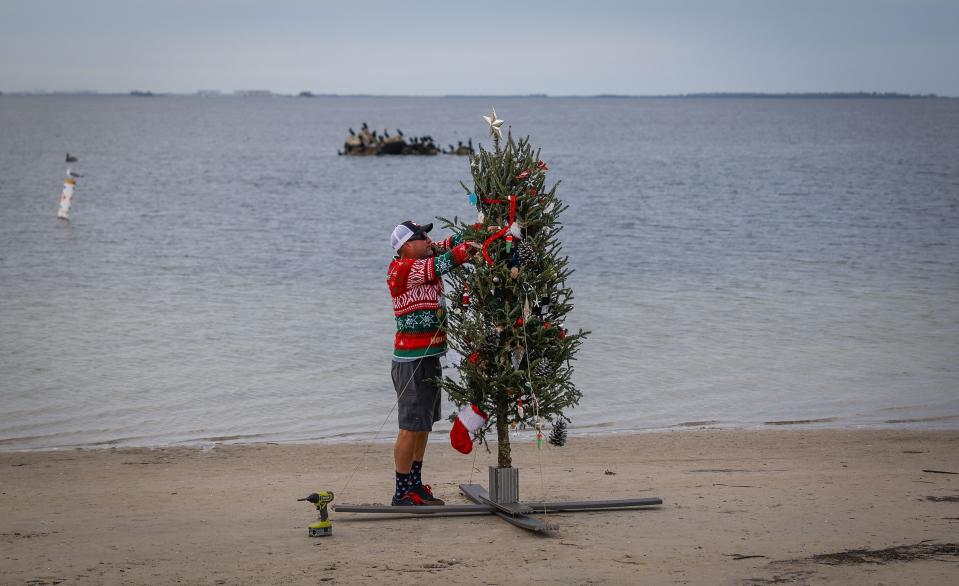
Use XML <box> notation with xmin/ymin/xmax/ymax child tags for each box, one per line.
<box><xmin>65</xmin><ymin>153</ymin><xmax>78</xmax><ymax>162</ymax></box>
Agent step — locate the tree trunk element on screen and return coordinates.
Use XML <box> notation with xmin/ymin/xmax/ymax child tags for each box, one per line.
<box><xmin>496</xmin><ymin>405</ymin><xmax>512</xmax><ymax>468</ymax></box>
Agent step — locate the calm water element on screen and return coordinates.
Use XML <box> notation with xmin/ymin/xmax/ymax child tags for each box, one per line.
<box><xmin>1</xmin><ymin>95</ymin><xmax>958</xmax><ymax>451</ymax></box>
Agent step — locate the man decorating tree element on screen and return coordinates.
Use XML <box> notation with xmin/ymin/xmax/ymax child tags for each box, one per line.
<box><xmin>386</xmin><ymin>220</ymin><xmax>477</xmax><ymax>506</ymax></box>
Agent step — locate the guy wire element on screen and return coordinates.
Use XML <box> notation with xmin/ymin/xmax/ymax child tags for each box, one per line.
<box><xmin>521</xmin><ymin>286</ymin><xmax>549</xmax><ymax>524</ymax></box>
<box><xmin>336</xmin><ymin>309</ymin><xmax>447</xmax><ymax>499</ymax></box>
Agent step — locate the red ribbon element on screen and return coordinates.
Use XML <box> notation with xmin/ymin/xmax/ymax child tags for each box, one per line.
<box><xmin>481</xmin><ymin>194</ymin><xmax>517</xmax><ymax>266</ymax></box>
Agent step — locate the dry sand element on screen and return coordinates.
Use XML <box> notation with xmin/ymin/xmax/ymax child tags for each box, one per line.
<box><xmin>2</xmin><ymin>429</ymin><xmax>958</xmax><ymax>585</ymax></box>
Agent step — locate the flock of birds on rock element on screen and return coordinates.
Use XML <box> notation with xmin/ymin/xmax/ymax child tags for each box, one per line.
<box><xmin>339</xmin><ymin>123</ymin><xmax>474</xmax><ymax>156</ymax></box>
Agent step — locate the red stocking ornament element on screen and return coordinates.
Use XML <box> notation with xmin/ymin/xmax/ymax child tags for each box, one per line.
<box><xmin>450</xmin><ymin>403</ymin><xmax>488</xmax><ymax>454</ymax></box>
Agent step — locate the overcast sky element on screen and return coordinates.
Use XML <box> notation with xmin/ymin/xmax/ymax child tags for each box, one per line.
<box><xmin>2</xmin><ymin>0</ymin><xmax>957</xmax><ymax>95</ymax></box>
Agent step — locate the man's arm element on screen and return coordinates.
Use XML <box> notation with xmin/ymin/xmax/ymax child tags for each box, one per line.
<box><xmin>430</xmin><ymin>242</ymin><xmax>472</xmax><ymax>277</ymax></box>
<box><xmin>432</xmin><ymin>233</ymin><xmax>464</xmax><ymax>254</ymax></box>
<box><xmin>395</xmin><ymin>242</ymin><xmax>474</xmax><ymax>291</ymax></box>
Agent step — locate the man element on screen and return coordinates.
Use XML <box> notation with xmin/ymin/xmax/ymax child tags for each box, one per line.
<box><xmin>387</xmin><ymin>220</ymin><xmax>475</xmax><ymax>506</ymax></box>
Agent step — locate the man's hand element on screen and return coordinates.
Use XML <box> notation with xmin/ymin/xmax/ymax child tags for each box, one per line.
<box><xmin>451</xmin><ymin>241</ymin><xmax>482</xmax><ymax>265</ymax></box>
<box><xmin>467</xmin><ymin>242</ymin><xmax>483</xmax><ymax>265</ymax></box>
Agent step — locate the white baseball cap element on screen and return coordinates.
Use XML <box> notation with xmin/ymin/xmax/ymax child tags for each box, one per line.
<box><xmin>390</xmin><ymin>220</ymin><xmax>433</xmax><ymax>252</ymax></box>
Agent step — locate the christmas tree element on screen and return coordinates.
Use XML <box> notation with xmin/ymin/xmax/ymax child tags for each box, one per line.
<box><xmin>439</xmin><ymin>109</ymin><xmax>588</xmax><ymax>469</ymax></box>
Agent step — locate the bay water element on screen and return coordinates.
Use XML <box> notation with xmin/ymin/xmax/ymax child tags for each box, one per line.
<box><xmin>1</xmin><ymin>95</ymin><xmax>957</xmax><ymax>450</ymax></box>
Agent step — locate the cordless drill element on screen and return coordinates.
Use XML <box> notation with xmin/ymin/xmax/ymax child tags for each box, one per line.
<box><xmin>298</xmin><ymin>491</ymin><xmax>334</xmax><ymax>537</ymax></box>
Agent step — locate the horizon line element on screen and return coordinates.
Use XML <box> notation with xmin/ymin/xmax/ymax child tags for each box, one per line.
<box><xmin>1</xmin><ymin>90</ymin><xmax>954</xmax><ymax>99</ymax></box>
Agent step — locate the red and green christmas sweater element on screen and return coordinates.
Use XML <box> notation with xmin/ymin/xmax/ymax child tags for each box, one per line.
<box><xmin>387</xmin><ymin>234</ymin><xmax>469</xmax><ymax>361</ymax></box>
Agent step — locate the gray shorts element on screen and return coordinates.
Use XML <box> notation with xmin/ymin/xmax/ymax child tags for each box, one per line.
<box><xmin>391</xmin><ymin>356</ymin><xmax>443</xmax><ymax>431</ymax></box>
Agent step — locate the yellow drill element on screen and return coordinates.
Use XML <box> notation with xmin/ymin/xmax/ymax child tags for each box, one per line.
<box><xmin>298</xmin><ymin>491</ymin><xmax>334</xmax><ymax>537</ymax></box>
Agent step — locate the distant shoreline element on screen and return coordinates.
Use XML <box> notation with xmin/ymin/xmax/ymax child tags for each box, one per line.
<box><xmin>1</xmin><ymin>91</ymin><xmax>954</xmax><ymax>99</ymax></box>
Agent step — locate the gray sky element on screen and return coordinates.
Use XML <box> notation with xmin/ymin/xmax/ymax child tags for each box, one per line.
<box><xmin>2</xmin><ymin>0</ymin><xmax>957</xmax><ymax>95</ymax></box>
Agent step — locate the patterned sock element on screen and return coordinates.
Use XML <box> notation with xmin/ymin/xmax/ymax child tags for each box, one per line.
<box><xmin>411</xmin><ymin>460</ymin><xmax>423</xmax><ymax>487</ymax></box>
<box><xmin>395</xmin><ymin>471</ymin><xmax>414</xmax><ymax>499</ymax></box>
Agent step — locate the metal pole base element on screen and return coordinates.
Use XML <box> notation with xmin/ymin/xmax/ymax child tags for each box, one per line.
<box><xmin>489</xmin><ymin>466</ymin><xmax>520</xmax><ymax>504</ymax></box>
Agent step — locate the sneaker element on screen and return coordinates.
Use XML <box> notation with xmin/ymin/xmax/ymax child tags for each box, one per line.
<box><xmin>411</xmin><ymin>484</ymin><xmax>445</xmax><ymax>505</ymax></box>
<box><xmin>391</xmin><ymin>491</ymin><xmax>427</xmax><ymax>506</ymax></box>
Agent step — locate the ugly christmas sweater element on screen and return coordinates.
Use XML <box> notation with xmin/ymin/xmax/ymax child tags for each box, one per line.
<box><xmin>388</xmin><ymin>235</ymin><xmax>469</xmax><ymax>361</ymax></box>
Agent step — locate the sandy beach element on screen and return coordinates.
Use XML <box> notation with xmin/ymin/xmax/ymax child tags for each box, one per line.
<box><xmin>2</xmin><ymin>429</ymin><xmax>957</xmax><ymax>585</ymax></box>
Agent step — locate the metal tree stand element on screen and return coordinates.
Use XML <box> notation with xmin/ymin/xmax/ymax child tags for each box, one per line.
<box><xmin>335</xmin><ymin>466</ymin><xmax>663</xmax><ymax>534</ymax></box>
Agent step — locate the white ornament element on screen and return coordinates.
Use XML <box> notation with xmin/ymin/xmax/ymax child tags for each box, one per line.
<box><xmin>483</xmin><ymin>107</ymin><xmax>504</xmax><ymax>140</ymax></box>
<box><xmin>508</xmin><ymin>221</ymin><xmax>523</xmax><ymax>240</ymax></box>
<box><xmin>511</xmin><ymin>346</ymin><xmax>525</xmax><ymax>370</ymax></box>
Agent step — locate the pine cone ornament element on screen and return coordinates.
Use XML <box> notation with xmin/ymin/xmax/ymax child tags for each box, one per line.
<box><xmin>481</xmin><ymin>327</ymin><xmax>500</xmax><ymax>353</ymax></box>
<box><xmin>533</xmin><ymin>358</ymin><xmax>552</xmax><ymax>378</ymax></box>
<box><xmin>548</xmin><ymin>420</ymin><xmax>567</xmax><ymax>447</ymax></box>
<box><xmin>517</xmin><ymin>241</ymin><xmax>538</xmax><ymax>268</ymax></box>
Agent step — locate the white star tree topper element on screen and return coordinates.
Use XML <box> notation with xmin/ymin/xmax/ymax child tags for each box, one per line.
<box><xmin>483</xmin><ymin>107</ymin><xmax>504</xmax><ymax>140</ymax></box>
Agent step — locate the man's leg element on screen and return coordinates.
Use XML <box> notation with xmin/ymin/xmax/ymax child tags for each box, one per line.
<box><xmin>394</xmin><ymin>429</ymin><xmax>419</xmax><ymax>474</ymax></box>
<box><xmin>412</xmin><ymin>430</ymin><xmax>429</xmax><ymax>462</ymax></box>
<box><xmin>391</xmin><ymin>358</ymin><xmax>443</xmax><ymax>505</ymax></box>
<box><xmin>395</xmin><ymin>430</ymin><xmax>428</xmax><ymax>476</ymax></box>
<box><xmin>410</xmin><ymin>431</ymin><xmax>429</xmax><ymax>486</ymax></box>
<box><xmin>406</xmin><ymin>356</ymin><xmax>444</xmax><ymax>503</ymax></box>
<box><xmin>407</xmin><ymin>430</ymin><xmax>443</xmax><ymax>504</ymax></box>
<box><xmin>392</xmin><ymin>360</ymin><xmax>419</xmax><ymax>502</ymax></box>
<box><xmin>392</xmin><ymin>429</ymin><xmax>418</xmax><ymax>504</ymax></box>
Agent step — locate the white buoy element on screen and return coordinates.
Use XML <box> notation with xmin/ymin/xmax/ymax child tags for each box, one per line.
<box><xmin>58</xmin><ymin>176</ymin><xmax>76</xmax><ymax>220</ymax></box>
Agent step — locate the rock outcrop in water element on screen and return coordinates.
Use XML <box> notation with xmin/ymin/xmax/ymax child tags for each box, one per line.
<box><xmin>339</xmin><ymin>124</ymin><xmax>473</xmax><ymax>156</ymax></box>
